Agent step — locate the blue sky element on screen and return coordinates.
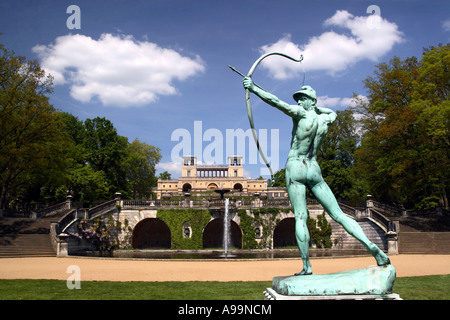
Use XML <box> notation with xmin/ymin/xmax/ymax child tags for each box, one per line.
<box><xmin>1</xmin><ymin>0</ymin><xmax>449</xmax><ymax>179</ymax></box>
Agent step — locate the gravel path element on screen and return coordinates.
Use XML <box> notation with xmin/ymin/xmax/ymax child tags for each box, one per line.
<box><xmin>1</xmin><ymin>254</ymin><xmax>449</xmax><ymax>282</ymax></box>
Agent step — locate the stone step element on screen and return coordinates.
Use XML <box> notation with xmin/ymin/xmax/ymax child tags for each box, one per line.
<box><xmin>0</xmin><ymin>218</ymin><xmax>54</xmax><ymax>234</ymax></box>
<box><xmin>0</xmin><ymin>218</ymin><xmax>55</xmax><ymax>257</ymax></box>
<box><xmin>398</xmin><ymin>232</ymin><xmax>450</xmax><ymax>254</ymax></box>
<box><xmin>329</xmin><ymin>219</ymin><xmax>387</xmax><ymax>250</ymax></box>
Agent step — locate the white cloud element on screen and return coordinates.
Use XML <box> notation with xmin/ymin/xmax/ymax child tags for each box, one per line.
<box><xmin>317</xmin><ymin>94</ymin><xmax>368</xmax><ymax>109</ymax></box>
<box><xmin>259</xmin><ymin>10</ymin><xmax>404</xmax><ymax>79</ymax></box>
<box><xmin>32</xmin><ymin>33</ymin><xmax>206</xmax><ymax>107</ymax></box>
<box><xmin>156</xmin><ymin>161</ymin><xmax>182</xmax><ymax>175</ymax></box>
<box><xmin>443</xmin><ymin>19</ymin><xmax>450</xmax><ymax>32</ymax></box>
<box><xmin>243</xmin><ymin>168</ymin><xmax>253</xmax><ymax>179</ymax></box>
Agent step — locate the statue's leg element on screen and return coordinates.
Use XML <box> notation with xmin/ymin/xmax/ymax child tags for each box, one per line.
<box><xmin>310</xmin><ymin>180</ymin><xmax>390</xmax><ymax>266</ymax></box>
<box><xmin>286</xmin><ymin>179</ymin><xmax>312</xmax><ymax>275</ymax></box>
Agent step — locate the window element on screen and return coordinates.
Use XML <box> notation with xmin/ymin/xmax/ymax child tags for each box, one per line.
<box><xmin>184</xmin><ymin>156</ymin><xmax>195</xmax><ymax>166</ymax></box>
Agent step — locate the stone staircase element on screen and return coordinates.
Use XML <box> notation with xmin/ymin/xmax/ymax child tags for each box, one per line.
<box><xmin>397</xmin><ymin>216</ymin><xmax>450</xmax><ymax>254</ymax></box>
<box><xmin>330</xmin><ymin>218</ymin><xmax>388</xmax><ymax>251</ymax></box>
<box><xmin>0</xmin><ymin>217</ymin><xmax>56</xmax><ymax>257</ymax></box>
<box><xmin>398</xmin><ymin>232</ymin><xmax>450</xmax><ymax>254</ymax></box>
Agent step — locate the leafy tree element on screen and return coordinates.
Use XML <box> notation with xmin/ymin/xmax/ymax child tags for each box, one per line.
<box><xmin>0</xmin><ymin>43</ymin><xmax>69</xmax><ymax>210</ymax></box>
<box><xmin>158</xmin><ymin>171</ymin><xmax>172</xmax><ymax>180</ymax></box>
<box><xmin>354</xmin><ymin>44</ymin><xmax>449</xmax><ymax>209</ymax></box>
<box><xmin>270</xmin><ymin>168</ymin><xmax>286</xmax><ymax>187</ymax></box>
<box><xmin>58</xmin><ymin>115</ymin><xmax>162</xmax><ymax>204</ymax></box>
<box><xmin>318</xmin><ymin>109</ymin><xmax>366</xmax><ymax>202</ymax></box>
<box><xmin>307</xmin><ymin>212</ymin><xmax>332</xmax><ymax>248</ymax></box>
<box><xmin>124</xmin><ymin>139</ymin><xmax>161</xmax><ymax>199</ymax></box>
<box><xmin>0</xmin><ymin>43</ymin><xmax>163</xmax><ymax>210</ymax></box>
<box><xmin>67</xmin><ymin>165</ymin><xmax>110</xmax><ymax>205</ymax></box>
<box><xmin>83</xmin><ymin>117</ymin><xmax>129</xmax><ymax>196</ymax></box>
<box><xmin>409</xmin><ymin>44</ymin><xmax>449</xmax><ymax>209</ymax></box>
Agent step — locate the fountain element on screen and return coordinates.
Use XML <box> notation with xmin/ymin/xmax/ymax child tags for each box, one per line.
<box><xmin>219</xmin><ymin>197</ymin><xmax>237</xmax><ymax>258</ymax></box>
<box><xmin>211</xmin><ymin>187</ymin><xmax>234</xmax><ymax>257</ymax></box>
<box><xmin>223</xmin><ymin>198</ymin><xmax>231</xmax><ymax>256</ymax></box>
<box><xmin>214</xmin><ymin>188</ymin><xmax>230</xmax><ymax>199</ymax></box>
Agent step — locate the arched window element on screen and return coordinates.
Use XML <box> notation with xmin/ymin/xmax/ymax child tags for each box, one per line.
<box><xmin>207</xmin><ymin>183</ymin><xmax>218</xmax><ymax>189</ymax></box>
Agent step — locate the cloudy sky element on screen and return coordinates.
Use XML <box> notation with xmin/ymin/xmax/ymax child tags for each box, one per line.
<box><xmin>1</xmin><ymin>0</ymin><xmax>449</xmax><ymax>179</ymax></box>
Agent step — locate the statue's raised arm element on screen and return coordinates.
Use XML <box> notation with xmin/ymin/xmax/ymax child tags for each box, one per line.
<box><xmin>243</xmin><ymin>77</ymin><xmax>304</xmax><ymax>118</ymax></box>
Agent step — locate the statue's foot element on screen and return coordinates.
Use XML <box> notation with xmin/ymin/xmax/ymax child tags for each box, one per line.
<box><xmin>369</xmin><ymin>243</ymin><xmax>391</xmax><ymax>266</ymax></box>
<box><xmin>294</xmin><ymin>269</ymin><xmax>312</xmax><ymax>276</ymax></box>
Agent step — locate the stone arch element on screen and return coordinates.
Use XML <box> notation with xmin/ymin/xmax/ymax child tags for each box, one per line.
<box><xmin>182</xmin><ymin>183</ymin><xmax>192</xmax><ymax>192</ymax></box>
<box><xmin>132</xmin><ymin>218</ymin><xmax>171</xmax><ymax>249</ymax></box>
<box><xmin>273</xmin><ymin>217</ymin><xmax>297</xmax><ymax>248</ymax></box>
<box><xmin>207</xmin><ymin>183</ymin><xmax>218</xmax><ymax>189</ymax></box>
<box><xmin>233</xmin><ymin>183</ymin><xmax>243</xmax><ymax>192</ymax></box>
<box><xmin>202</xmin><ymin>218</ymin><xmax>242</xmax><ymax>249</ymax></box>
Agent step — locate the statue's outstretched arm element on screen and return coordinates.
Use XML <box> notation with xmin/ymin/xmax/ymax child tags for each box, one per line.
<box><xmin>243</xmin><ymin>77</ymin><xmax>303</xmax><ymax>118</ymax></box>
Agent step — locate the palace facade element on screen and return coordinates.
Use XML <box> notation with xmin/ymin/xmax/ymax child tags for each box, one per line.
<box><xmin>155</xmin><ymin>156</ymin><xmax>287</xmax><ymax>199</ymax></box>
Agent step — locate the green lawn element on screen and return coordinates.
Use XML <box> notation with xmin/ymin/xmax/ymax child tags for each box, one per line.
<box><xmin>0</xmin><ymin>275</ymin><xmax>448</xmax><ymax>300</ymax></box>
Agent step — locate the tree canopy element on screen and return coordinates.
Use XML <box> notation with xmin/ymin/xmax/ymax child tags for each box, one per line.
<box><xmin>0</xmin><ymin>43</ymin><xmax>162</xmax><ymax>211</ymax></box>
<box><xmin>0</xmin><ymin>43</ymin><xmax>69</xmax><ymax>210</ymax></box>
<box><xmin>353</xmin><ymin>44</ymin><xmax>449</xmax><ymax>210</ymax></box>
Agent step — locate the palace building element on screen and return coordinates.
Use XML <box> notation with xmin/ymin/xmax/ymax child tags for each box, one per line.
<box><xmin>155</xmin><ymin>156</ymin><xmax>273</xmax><ymax>198</ymax></box>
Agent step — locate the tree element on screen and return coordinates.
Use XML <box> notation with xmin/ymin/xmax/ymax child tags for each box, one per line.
<box><xmin>158</xmin><ymin>171</ymin><xmax>172</xmax><ymax>180</ymax></box>
<box><xmin>409</xmin><ymin>44</ymin><xmax>449</xmax><ymax>208</ymax></box>
<box><xmin>83</xmin><ymin>117</ymin><xmax>129</xmax><ymax>196</ymax></box>
<box><xmin>317</xmin><ymin>109</ymin><xmax>366</xmax><ymax>202</ymax></box>
<box><xmin>0</xmin><ymin>43</ymin><xmax>69</xmax><ymax>210</ymax></box>
<box><xmin>270</xmin><ymin>168</ymin><xmax>286</xmax><ymax>187</ymax></box>
<box><xmin>59</xmin><ymin>116</ymin><xmax>162</xmax><ymax>203</ymax></box>
<box><xmin>354</xmin><ymin>44</ymin><xmax>449</xmax><ymax>209</ymax></box>
<box><xmin>307</xmin><ymin>212</ymin><xmax>332</xmax><ymax>248</ymax></box>
<box><xmin>124</xmin><ymin>139</ymin><xmax>161</xmax><ymax>199</ymax></box>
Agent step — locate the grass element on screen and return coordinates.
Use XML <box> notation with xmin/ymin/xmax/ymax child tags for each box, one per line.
<box><xmin>0</xmin><ymin>275</ymin><xmax>448</xmax><ymax>300</ymax></box>
<box><xmin>0</xmin><ymin>280</ymin><xmax>272</xmax><ymax>300</ymax></box>
<box><xmin>394</xmin><ymin>275</ymin><xmax>450</xmax><ymax>300</ymax></box>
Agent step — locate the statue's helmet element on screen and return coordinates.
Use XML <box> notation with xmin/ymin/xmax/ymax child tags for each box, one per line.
<box><xmin>293</xmin><ymin>86</ymin><xmax>317</xmax><ymax>103</ymax></box>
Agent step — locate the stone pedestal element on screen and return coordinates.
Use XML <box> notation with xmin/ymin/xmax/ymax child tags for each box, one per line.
<box><xmin>386</xmin><ymin>231</ymin><xmax>399</xmax><ymax>255</ymax></box>
<box><xmin>264</xmin><ymin>288</ymin><xmax>402</xmax><ymax>300</ymax></box>
<box><xmin>57</xmin><ymin>233</ymin><xmax>69</xmax><ymax>257</ymax></box>
<box><xmin>265</xmin><ymin>265</ymin><xmax>401</xmax><ymax>300</ymax></box>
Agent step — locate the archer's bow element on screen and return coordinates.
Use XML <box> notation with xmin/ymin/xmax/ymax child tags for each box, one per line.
<box><xmin>231</xmin><ymin>52</ymin><xmax>303</xmax><ymax>181</ymax></box>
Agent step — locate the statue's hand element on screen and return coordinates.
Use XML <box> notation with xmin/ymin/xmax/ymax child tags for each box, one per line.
<box><xmin>243</xmin><ymin>77</ymin><xmax>255</xmax><ymax>92</ymax></box>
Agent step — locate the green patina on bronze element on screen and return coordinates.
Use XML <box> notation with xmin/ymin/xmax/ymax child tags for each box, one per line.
<box><xmin>273</xmin><ymin>265</ymin><xmax>396</xmax><ymax>296</ymax></box>
<box><xmin>232</xmin><ymin>52</ymin><xmax>394</xmax><ymax>296</ymax></box>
